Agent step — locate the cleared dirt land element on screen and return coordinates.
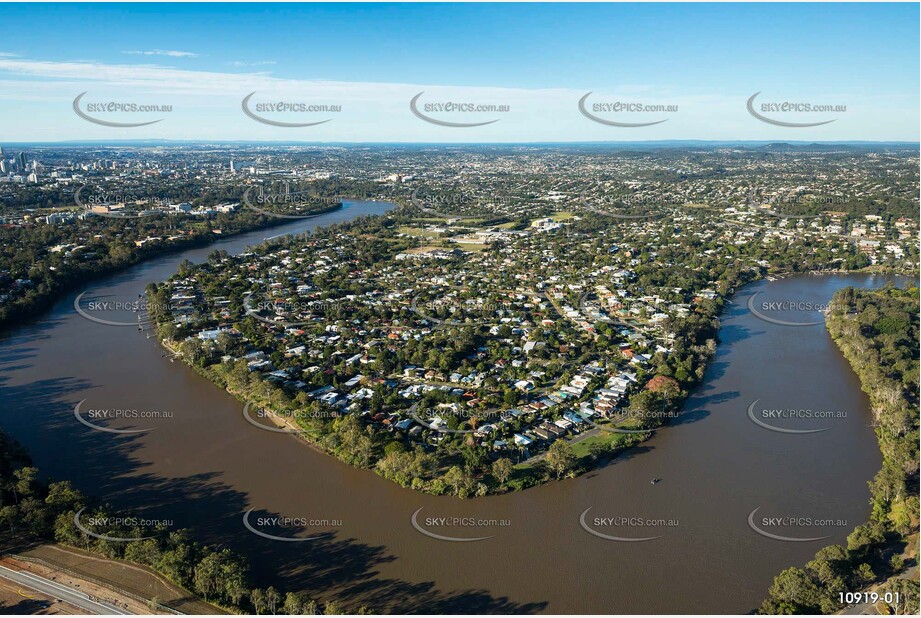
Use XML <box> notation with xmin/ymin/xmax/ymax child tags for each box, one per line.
<box><xmin>12</xmin><ymin>544</ymin><xmax>224</xmax><ymax>614</ymax></box>
<box><xmin>0</xmin><ymin>569</ymin><xmax>87</xmax><ymax>615</ymax></box>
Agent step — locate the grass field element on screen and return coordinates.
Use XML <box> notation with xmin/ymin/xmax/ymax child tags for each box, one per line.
<box><xmin>403</xmin><ymin>244</ymin><xmax>444</xmax><ymax>254</ymax></box>
<box><xmin>569</xmin><ymin>430</ymin><xmax>636</xmax><ymax>458</ymax></box>
<box><xmin>397</xmin><ymin>226</ymin><xmax>443</xmax><ymax>238</ymax></box>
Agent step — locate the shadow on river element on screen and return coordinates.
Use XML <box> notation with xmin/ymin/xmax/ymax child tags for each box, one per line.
<box><xmin>0</xmin><ymin>202</ymin><xmax>909</xmax><ymax>612</ymax></box>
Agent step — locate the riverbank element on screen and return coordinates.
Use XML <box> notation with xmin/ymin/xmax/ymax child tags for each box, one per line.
<box><xmin>1</xmin><ymin>186</ymin><xmax>910</xmax><ymax>613</ymax></box>
<box><xmin>0</xmin><ymin>424</ymin><xmax>370</xmax><ymax>615</ymax></box>
<box><xmin>759</xmin><ymin>283</ymin><xmax>919</xmax><ymax>614</ymax></box>
<box><xmin>148</xmin><ymin>224</ymin><xmax>917</xmax><ymax>500</ymax></box>
<box><xmin>0</xmin><ymin>201</ymin><xmax>344</xmax><ymax>335</ymax></box>
<box><xmin>158</xmin><ymin>332</ymin><xmax>661</xmax><ymax>496</ymax></box>
<box><xmin>159</xmin><ymin>335</ymin><xmax>334</xmax><ymax>459</ymax></box>
<box><xmin>145</xmin><ymin>248</ymin><xmax>727</xmax><ymax>497</ymax></box>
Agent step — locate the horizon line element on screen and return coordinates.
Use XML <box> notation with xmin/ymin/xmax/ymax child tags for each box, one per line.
<box><xmin>4</xmin><ymin>139</ymin><xmax>919</xmax><ymax>147</ymax></box>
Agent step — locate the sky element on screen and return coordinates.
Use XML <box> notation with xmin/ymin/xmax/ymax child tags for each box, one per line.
<box><xmin>0</xmin><ymin>2</ymin><xmax>917</xmax><ymax>143</ymax></box>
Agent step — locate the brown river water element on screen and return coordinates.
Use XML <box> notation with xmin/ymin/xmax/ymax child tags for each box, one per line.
<box><xmin>0</xmin><ymin>200</ymin><xmax>909</xmax><ymax>613</ymax></box>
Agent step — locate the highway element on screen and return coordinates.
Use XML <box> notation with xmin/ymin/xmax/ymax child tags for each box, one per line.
<box><xmin>0</xmin><ymin>565</ymin><xmax>132</xmax><ymax>615</ymax></box>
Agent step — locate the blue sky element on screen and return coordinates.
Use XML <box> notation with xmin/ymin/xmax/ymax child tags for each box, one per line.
<box><xmin>0</xmin><ymin>3</ymin><xmax>917</xmax><ymax>142</ymax></box>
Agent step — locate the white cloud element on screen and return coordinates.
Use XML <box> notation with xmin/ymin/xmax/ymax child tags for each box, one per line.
<box><xmin>227</xmin><ymin>60</ymin><xmax>277</xmax><ymax>67</ymax></box>
<box><xmin>123</xmin><ymin>50</ymin><xmax>198</xmax><ymax>58</ymax></box>
<box><xmin>0</xmin><ymin>55</ymin><xmax>914</xmax><ymax>142</ymax></box>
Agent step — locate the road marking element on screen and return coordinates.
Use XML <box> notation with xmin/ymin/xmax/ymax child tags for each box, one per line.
<box><xmin>0</xmin><ymin>566</ymin><xmax>132</xmax><ymax>614</ymax></box>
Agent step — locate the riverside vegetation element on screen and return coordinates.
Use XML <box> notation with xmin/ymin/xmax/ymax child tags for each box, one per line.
<box><xmin>144</xmin><ymin>196</ymin><xmax>907</xmax><ymax>498</ymax></box>
<box><xmin>0</xmin><ymin>428</ymin><xmax>371</xmax><ymax>615</ymax></box>
<box><xmin>0</xmin><ymin>197</ymin><xmax>343</xmax><ymax>331</ymax></box>
<box><xmin>144</xmin><ymin>206</ymin><xmax>746</xmax><ymax>497</ymax></box>
<box><xmin>759</xmin><ymin>284</ymin><xmax>919</xmax><ymax>614</ymax></box>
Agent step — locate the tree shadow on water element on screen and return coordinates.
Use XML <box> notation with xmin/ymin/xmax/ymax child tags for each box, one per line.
<box><xmin>0</xmin><ymin>372</ymin><xmax>548</xmax><ymax>614</ymax></box>
<box><xmin>234</xmin><ymin>510</ymin><xmax>548</xmax><ymax>613</ymax></box>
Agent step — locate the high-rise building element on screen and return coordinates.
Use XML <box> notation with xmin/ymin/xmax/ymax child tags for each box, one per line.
<box><xmin>0</xmin><ymin>160</ymin><xmax>6</xmax><ymax>174</ymax></box>
<box><xmin>16</xmin><ymin>152</ymin><xmax>27</xmax><ymax>172</ymax></box>
<box><xmin>230</xmin><ymin>160</ymin><xmax>236</xmax><ymax>174</ymax></box>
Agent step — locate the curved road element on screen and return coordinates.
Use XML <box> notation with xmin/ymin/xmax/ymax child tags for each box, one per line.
<box><xmin>0</xmin><ymin>565</ymin><xmax>132</xmax><ymax>615</ymax></box>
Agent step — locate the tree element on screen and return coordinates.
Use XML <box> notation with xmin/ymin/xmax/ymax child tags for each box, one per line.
<box><xmin>806</xmin><ymin>544</ymin><xmax>848</xmax><ymax>587</ymax></box>
<box><xmin>766</xmin><ymin>567</ymin><xmax>823</xmax><ymax>613</ymax></box>
<box><xmin>266</xmin><ymin>586</ymin><xmax>281</xmax><ymax>615</ymax></box>
<box><xmin>645</xmin><ymin>375</ymin><xmax>681</xmax><ymax>399</ymax></box>
<box><xmin>847</xmin><ymin>522</ymin><xmax>884</xmax><ymax>555</ymax></box>
<box><xmin>887</xmin><ymin>497</ymin><xmax>914</xmax><ymax>534</ymax></box>
<box><xmin>226</xmin><ymin>571</ymin><xmax>249</xmax><ymax>607</ymax></box>
<box><xmin>193</xmin><ymin>552</ymin><xmax>223</xmax><ymax>600</ymax></box>
<box><xmin>124</xmin><ymin>539</ymin><xmax>161</xmax><ymax>566</ymax></box>
<box><xmin>13</xmin><ymin>467</ymin><xmax>39</xmax><ymax>500</ymax></box>
<box><xmin>193</xmin><ymin>548</ymin><xmax>248</xmax><ymax>606</ymax></box>
<box><xmin>442</xmin><ymin>466</ymin><xmax>475</xmax><ymax>498</ymax></box>
<box><xmin>588</xmin><ymin>442</ymin><xmax>609</xmax><ymax>461</ymax></box>
<box><xmin>283</xmin><ymin>591</ymin><xmax>305</xmax><ymax>615</ymax></box>
<box><xmin>303</xmin><ymin>599</ymin><xmax>319</xmax><ymax>615</ymax></box>
<box><xmin>180</xmin><ymin>338</ymin><xmax>207</xmax><ymax>366</ymax></box>
<box><xmin>0</xmin><ymin>505</ymin><xmax>18</xmax><ymax>534</ymax></box>
<box><xmin>376</xmin><ymin>451</ymin><xmax>416</xmax><ymax>487</ymax></box>
<box><xmin>545</xmin><ymin>440</ymin><xmax>576</xmax><ymax>479</ymax></box>
<box><xmin>856</xmin><ymin>563</ymin><xmax>875</xmax><ymax>585</ymax></box>
<box><xmin>44</xmin><ymin>480</ymin><xmax>84</xmax><ymax>512</ymax></box>
<box><xmin>251</xmin><ymin>588</ymin><xmax>267</xmax><ymax>615</ymax></box>
<box><xmin>491</xmin><ymin>458</ymin><xmax>513</xmax><ymax>485</ymax></box>
<box><xmin>460</xmin><ymin>444</ymin><xmax>487</xmax><ymax>471</ymax></box>
<box><xmin>881</xmin><ymin>578</ymin><xmax>919</xmax><ymax>615</ymax></box>
<box><xmin>156</xmin><ymin>534</ymin><xmax>197</xmax><ymax>588</ymax></box>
